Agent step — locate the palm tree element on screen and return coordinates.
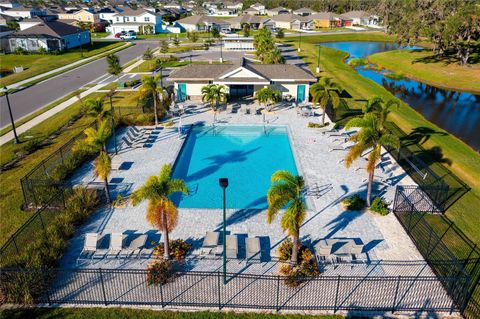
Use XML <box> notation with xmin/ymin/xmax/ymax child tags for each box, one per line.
<box><xmin>106</xmin><ymin>54</ymin><xmax>122</xmax><ymax>78</ymax></box>
<box><xmin>83</xmin><ymin>119</ymin><xmax>111</xmax><ymax>152</ymax></box>
<box><xmin>85</xmin><ymin>97</ymin><xmax>108</xmax><ymax>118</ymax></box>
<box><xmin>264</xmin><ymin>48</ymin><xmax>285</xmax><ymax>64</ymax></box>
<box><xmin>201</xmin><ymin>84</ymin><xmax>227</xmax><ymax>113</ymax></box>
<box><xmin>139</xmin><ymin>75</ymin><xmax>166</xmax><ymax>126</ymax></box>
<box><xmin>95</xmin><ymin>151</ymin><xmax>111</xmax><ymax>203</ymax></box>
<box><xmin>255</xmin><ymin>86</ymin><xmax>281</xmax><ymax>111</ymax></box>
<box><xmin>363</xmin><ymin>96</ymin><xmax>400</xmax><ymax>126</ymax></box>
<box><xmin>344</xmin><ymin>112</ymin><xmax>400</xmax><ymax>206</ymax></box>
<box><xmin>130</xmin><ymin>164</ymin><xmax>189</xmax><ymax>260</ymax></box>
<box><xmin>267</xmin><ymin>170</ymin><xmax>306</xmax><ymax>265</ymax></box>
<box><xmin>310</xmin><ymin>77</ymin><xmax>343</xmax><ymax>125</ymax></box>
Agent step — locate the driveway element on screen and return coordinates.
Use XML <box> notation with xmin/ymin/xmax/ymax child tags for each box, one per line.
<box><xmin>0</xmin><ymin>41</ymin><xmax>158</xmax><ymax>129</ymax></box>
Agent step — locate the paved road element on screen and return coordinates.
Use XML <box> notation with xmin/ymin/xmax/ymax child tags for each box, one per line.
<box><xmin>0</xmin><ymin>41</ymin><xmax>158</xmax><ymax>128</ymax></box>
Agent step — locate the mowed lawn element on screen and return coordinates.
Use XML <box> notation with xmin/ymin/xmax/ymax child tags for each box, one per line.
<box><xmin>368</xmin><ymin>49</ymin><xmax>480</xmax><ymax>92</ymax></box>
<box><xmin>0</xmin><ymin>308</ymin><xmax>343</xmax><ymax>319</ymax></box>
<box><xmin>281</xmin><ymin>32</ymin><xmax>480</xmax><ymax>245</ymax></box>
<box><xmin>0</xmin><ymin>41</ymin><xmax>125</xmax><ymax>87</ymax></box>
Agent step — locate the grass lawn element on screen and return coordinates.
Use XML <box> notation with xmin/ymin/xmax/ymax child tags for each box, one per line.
<box><xmin>90</xmin><ymin>32</ymin><xmax>109</xmax><ymax>39</ymax></box>
<box><xmin>368</xmin><ymin>49</ymin><xmax>480</xmax><ymax>93</ymax></box>
<box><xmin>0</xmin><ymin>92</ymin><xmax>105</xmax><ymax>245</ymax></box>
<box><xmin>0</xmin><ymin>308</ymin><xmax>343</xmax><ymax>319</ymax></box>
<box><xmin>133</xmin><ymin>59</ymin><xmax>230</xmax><ymax>73</ymax></box>
<box><xmin>0</xmin><ymin>89</ymin><xmax>85</xmax><ymax>136</ymax></box>
<box><xmin>0</xmin><ymin>41</ymin><xmax>125</xmax><ymax>87</ymax></box>
<box><xmin>281</xmin><ymin>32</ymin><xmax>480</xmax><ymax>245</ymax></box>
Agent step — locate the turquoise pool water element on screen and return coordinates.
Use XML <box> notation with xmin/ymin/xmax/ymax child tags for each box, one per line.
<box><xmin>171</xmin><ymin>125</ymin><xmax>298</xmax><ymax>209</ymax></box>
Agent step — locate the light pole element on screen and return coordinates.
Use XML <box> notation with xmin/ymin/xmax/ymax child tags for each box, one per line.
<box><xmin>219</xmin><ymin>178</ymin><xmax>228</xmax><ymax>284</ymax></box>
<box><xmin>3</xmin><ymin>87</ymin><xmax>20</xmax><ymax>144</ymax></box>
<box><xmin>78</xmin><ymin>34</ymin><xmax>83</xmax><ymax>58</ymax></box>
<box><xmin>298</xmin><ymin>31</ymin><xmax>302</xmax><ymax>52</ymax></box>
<box><xmin>316</xmin><ymin>45</ymin><xmax>321</xmax><ymax>74</ymax></box>
<box><xmin>219</xmin><ymin>38</ymin><xmax>223</xmax><ymax>63</ymax></box>
<box><xmin>109</xmin><ymin>92</ymin><xmax>118</xmax><ymax>154</ymax></box>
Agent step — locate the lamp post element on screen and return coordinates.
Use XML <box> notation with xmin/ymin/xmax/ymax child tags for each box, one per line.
<box><xmin>3</xmin><ymin>87</ymin><xmax>20</xmax><ymax>144</ymax></box>
<box><xmin>109</xmin><ymin>92</ymin><xmax>118</xmax><ymax>154</ymax></box>
<box><xmin>78</xmin><ymin>34</ymin><xmax>83</xmax><ymax>58</ymax></box>
<box><xmin>219</xmin><ymin>38</ymin><xmax>223</xmax><ymax>63</ymax></box>
<box><xmin>316</xmin><ymin>45</ymin><xmax>321</xmax><ymax>74</ymax></box>
<box><xmin>219</xmin><ymin>178</ymin><xmax>229</xmax><ymax>284</ymax></box>
<box><xmin>298</xmin><ymin>31</ymin><xmax>302</xmax><ymax>52</ymax></box>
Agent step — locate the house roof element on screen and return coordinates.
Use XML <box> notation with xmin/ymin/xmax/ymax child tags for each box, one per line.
<box><xmin>228</xmin><ymin>14</ymin><xmax>269</xmax><ymax>24</ymax></box>
<box><xmin>168</xmin><ymin>58</ymin><xmax>316</xmax><ymax>82</ymax></box>
<box><xmin>341</xmin><ymin>10</ymin><xmax>370</xmax><ymax>19</ymax></box>
<box><xmin>294</xmin><ymin>7</ymin><xmax>316</xmax><ymax>14</ymax></box>
<box><xmin>243</xmin><ymin>7</ymin><xmax>258</xmax><ymax>13</ymax></box>
<box><xmin>13</xmin><ymin>20</ymin><xmax>85</xmax><ymax>37</ymax></box>
<box><xmin>6</xmin><ymin>6</ymin><xmax>34</xmax><ymax>12</ymax></box>
<box><xmin>113</xmin><ymin>7</ymin><xmax>160</xmax><ymax>17</ymax></box>
<box><xmin>268</xmin><ymin>7</ymin><xmax>288</xmax><ymax>12</ymax></box>
<box><xmin>176</xmin><ymin>15</ymin><xmax>229</xmax><ymax>25</ymax></box>
<box><xmin>251</xmin><ymin>2</ymin><xmax>263</xmax><ymax>7</ymax></box>
<box><xmin>271</xmin><ymin>13</ymin><xmax>311</xmax><ymax>23</ymax></box>
<box><xmin>310</xmin><ymin>12</ymin><xmax>338</xmax><ymax>20</ymax></box>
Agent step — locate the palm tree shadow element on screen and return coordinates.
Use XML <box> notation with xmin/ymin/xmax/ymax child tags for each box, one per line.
<box><xmin>324</xmin><ymin>210</ymin><xmax>363</xmax><ymax>239</ymax></box>
<box><xmin>402</xmin><ymin>127</ymin><xmax>448</xmax><ymax>146</ymax></box>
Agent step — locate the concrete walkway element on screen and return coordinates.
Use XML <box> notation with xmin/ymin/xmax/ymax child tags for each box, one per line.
<box><xmin>7</xmin><ymin>42</ymin><xmax>130</xmax><ymax>90</ymax></box>
<box><xmin>0</xmin><ymin>83</ymin><xmax>105</xmax><ymax>145</ymax></box>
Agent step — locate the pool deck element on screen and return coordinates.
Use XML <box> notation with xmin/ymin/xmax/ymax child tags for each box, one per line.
<box><xmin>62</xmin><ymin>103</ymin><xmax>427</xmax><ymax>275</ymax></box>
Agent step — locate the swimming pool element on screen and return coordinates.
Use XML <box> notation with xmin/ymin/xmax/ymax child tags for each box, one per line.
<box><xmin>171</xmin><ymin>125</ymin><xmax>298</xmax><ymax>209</ymax></box>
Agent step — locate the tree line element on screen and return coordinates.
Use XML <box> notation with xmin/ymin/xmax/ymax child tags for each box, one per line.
<box><xmin>377</xmin><ymin>0</ymin><xmax>480</xmax><ymax>65</ymax></box>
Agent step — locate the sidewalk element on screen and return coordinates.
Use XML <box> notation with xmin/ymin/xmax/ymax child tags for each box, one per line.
<box><xmin>7</xmin><ymin>42</ymin><xmax>130</xmax><ymax>90</ymax></box>
<box><xmin>0</xmin><ymin>83</ymin><xmax>105</xmax><ymax>146</ymax></box>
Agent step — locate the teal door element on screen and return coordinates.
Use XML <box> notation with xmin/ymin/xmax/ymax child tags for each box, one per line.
<box><xmin>297</xmin><ymin>84</ymin><xmax>306</xmax><ymax>102</ymax></box>
<box><xmin>177</xmin><ymin>83</ymin><xmax>187</xmax><ymax>102</ymax></box>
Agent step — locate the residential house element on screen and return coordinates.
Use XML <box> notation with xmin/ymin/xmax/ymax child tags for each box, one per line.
<box><xmin>97</xmin><ymin>6</ymin><xmax>124</xmax><ymax>24</ymax></box>
<box><xmin>271</xmin><ymin>13</ymin><xmax>314</xmax><ymax>31</ymax></box>
<box><xmin>57</xmin><ymin>8</ymin><xmax>100</xmax><ymax>24</ymax></box>
<box><xmin>163</xmin><ymin>2</ymin><xmax>183</xmax><ymax>10</ymax></box>
<box><xmin>0</xmin><ymin>24</ymin><xmax>14</xmax><ymax>52</ymax></box>
<box><xmin>266</xmin><ymin>7</ymin><xmax>289</xmax><ymax>16</ymax></box>
<box><xmin>250</xmin><ymin>2</ymin><xmax>265</xmax><ymax>15</ymax></box>
<box><xmin>209</xmin><ymin>7</ymin><xmax>237</xmax><ymax>16</ymax></box>
<box><xmin>175</xmin><ymin>15</ymin><xmax>230</xmax><ymax>32</ymax></box>
<box><xmin>228</xmin><ymin>14</ymin><xmax>273</xmax><ymax>31</ymax></box>
<box><xmin>108</xmin><ymin>8</ymin><xmax>163</xmax><ymax>34</ymax></box>
<box><xmin>3</xmin><ymin>6</ymin><xmax>46</xmax><ymax>19</ymax></box>
<box><xmin>8</xmin><ymin>20</ymin><xmax>90</xmax><ymax>52</ymax></box>
<box><xmin>293</xmin><ymin>7</ymin><xmax>316</xmax><ymax>16</ymax></box>
<box><xmin>168</xmin><ymin>57</ymin><xmax>315</xmax><ymax>102</ymax></box>
<box><xmin>0</xmin><ymin>12</ymin><xmax>15</xmax><ymax>25</ymax></box>
<box><xmin>224</xmin><ymin>2</ymin><xmax>242</xmax><ymax>13</ymax></box>
<box><xmin>341</xmin><ymin>10</ymin><xmax>378</xmax><ymax>26</ymax></box>
<box><xmin>18</xmin><ymin>16</ymin><xmax>43</xmax><ymax>30</ymax></box>
<box><xmin>311</xmin><ymin>12</ymin><xmax>352</xmax><ymax>28</ymax></box>
<box><xmin>243</xmin><ymin>7</ymin><xmax>260</xmax><ymax>15</ymax></box>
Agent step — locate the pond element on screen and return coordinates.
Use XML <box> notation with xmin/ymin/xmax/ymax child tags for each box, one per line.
<box><xmin>319</xmin><ymin>41</ymin><xmax>480</xmax><ymax>151</ymax></box>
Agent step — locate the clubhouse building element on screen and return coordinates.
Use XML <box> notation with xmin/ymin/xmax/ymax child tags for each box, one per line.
<box><xmin>168</xmin><ymin>58</ymin><xmax>316</xmax><ymax>102</ymax></box>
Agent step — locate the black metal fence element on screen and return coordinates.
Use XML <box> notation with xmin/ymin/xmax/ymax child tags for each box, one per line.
<box><xmin>393</xmin><ymin>186</ymin><xmax>480</xmax><ymax>319</ymax></box>
<box><xmin>0</xmin><ymin>268</ymin><xmax>468</xmax><ymax>313</ymax></box>
<box><xmin>19</xmin><ymin>121</ymin><xmax>97</xmax><ymax>208</ymax></box>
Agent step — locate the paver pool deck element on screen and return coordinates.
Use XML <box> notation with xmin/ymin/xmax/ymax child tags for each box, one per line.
<box><xmin>62</xmin><ymin>103</ymin><xmax>428</xmax><ymax>275</ymax></box>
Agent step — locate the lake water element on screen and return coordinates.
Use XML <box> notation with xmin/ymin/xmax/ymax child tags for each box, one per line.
<box><xmin>319</xmin><ymin>41</ymin><xmax>480</xmax><ymax>150</ymax></box>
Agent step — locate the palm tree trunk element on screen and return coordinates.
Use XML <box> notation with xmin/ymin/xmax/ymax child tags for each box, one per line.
<box><xmin>321</xmin><ymin>106</ymin><xmax>326</xmax><ymax>125</ymax></box>
<box><xmin>291</xmin><ymin>234</ymin><xmax>299</xmax><ymax>265</ymax></box>
<box><xmin>162</xmin><ymin>211</ymin><xmax>170</xmax><ymax>260</ymax></box>
<box><xmin>104</xmin><ymin>178</ymin><xmax>111</xmax><ymax>203</ymax></box>
<box><xmin>153</xmin><ymin>95</ymin><xmax>158</xmax><ymax>126</ymax></box>
<box><xmin>367</xmin><ymin>169</ymin><xmax>374</xmax><ymax>206</ymax></box>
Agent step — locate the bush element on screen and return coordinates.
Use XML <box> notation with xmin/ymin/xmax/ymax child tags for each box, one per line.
<box><xmin>147</xmin><ymin>260</ymin><xmax>174</xmax><ymax>285</ymax></box>
<box><xmin>124</xmin><ymin>79</ymin><xmax>141</xmax><ymax>87</ymax></box>
<box><xmin>348</xmin><ymin>58</ymin><xmax>368</xmax><ymax>67</ymax></box>
<box><xmin>278</xmin><ymin>245</ymin><xmax>319</xmax><ymax>287</ymax></box>
<box><xmin>384</xmin><ymin>71</ymin><xmax>405</xmax><ymax>80</ymax></box>
<box><xmin>307</xmin><ymin>122</ymin><xmax>329</xmax><ymax>128</ymax></box>
<box><xmin>341</xmin><ymin>194</ymin><xmax>366</xmax><ymax>211</ymax></box>
<box><xmin>153</xmin><ymin>239</ymin><xmax>192</xmax><ymax>260</ymax></box>
<box><xmin>370</xmin><ymin>197</ymin><xmax>390</xmax><ymax>215</ymax></box>
<box><xmin>49</xmin><ymin>148</ymin><xmax>96</xmax><ymax>182</ymax></box>
<box><xmin>21</xmin><ymin>138</ymin><xmax>44</xmax><ymax>154</ymax></box>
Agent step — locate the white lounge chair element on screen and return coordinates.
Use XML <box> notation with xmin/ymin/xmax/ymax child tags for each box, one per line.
<box><xmin>315</xmin><ymin>242</ymin><xmax>334</xmax><ymax>266</ymax></box>
<box><xmin>106</xmin><ymin>232</ymin><xmax>124</xmax><ymax>259</ymax></box>
<box><xmin>77</xmin><ymin>233</ymin><xmax>98</xmax><ymax>265</ymax></box>
<box><xmin>122</xmin><ymin>136</ymin><xmax>144</xmax><ymax>149</ymax></box>
<box><xmin>126</xmin><ymin>130</ymin><xmax>149</xmax><ymax>143</ymax></box>
<box><xmin>246</xmin><ymin>237</ymin><xmax>261</xmax><ymax>261</ymax></box>
<box><xmin>200</xmin><ymin>231</ymin><xmax>219</xmax><ymax>255</ymax></box>
<box><xmin>350</xmin><ymin>244</ymin><xmax>366</xmax><ymax>264</ymax></box>
<box><xmin>118</xmin><ymin>234</ymin><xmax>147</xmax><ymax>259</ymax></box>
<box><xmin>226</xmin><ymin>104</ymin><xmax>233</xmax><ymax>113</ymax></box>
<box><xmin>225</xmin><ymin>235</ymin><xmax>238</xmax><ymax>259</ymax></box>
<box><xmin>328</xmin><ymin>143</ymin><xmax>353</xmax><ymax>152</ymax></box>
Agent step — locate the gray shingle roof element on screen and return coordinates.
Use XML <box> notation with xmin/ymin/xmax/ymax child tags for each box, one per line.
<box><xmin>13</xmin><ymin>20</ymin><xmax>85</xmax><ymax>37</ymax></box>
<box><xmin>168</xmin><ymin>58</ymin><xmax>316</xmax><ymax>82</ymax></box>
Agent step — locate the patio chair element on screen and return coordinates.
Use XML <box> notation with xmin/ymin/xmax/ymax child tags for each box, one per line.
<box><xmin>118</xmin><ymin>234</ymin><xmax>147</xmax><ymax>259</ymax></box>
<box><xmin>77</xmin><ymin>233</ymin><xmax>98</xmax><ymax>265</ymax></box>
<box><xmin>106</xmin><ymin>232</ymin><xmax>124</xmax><ymax>259</ymax></box>
<box><xmin>246</xmin><ymin>237</ymin><xmax>261</xmax><ymax>261</ymax></box>
<box><xmin>200</xmin><ymin>231</ymin><xmax>219</xmax><ymax>255</ymax></box>
<box><xmin>225</xmin><ymin>235</ymin><xmax>238</xmax><ymax>259</ymax></box>
<box><xmin>301</xmin><ymin>108</ymin><xmax>313</xmax><ymax>117</ymax></box>
<box><xmin>328</xmin><ymin>143</ymin><xmax>353</xmax><ymax>152</ymax></box>
<box><xmin>122</xmin><ymin>136</ymin><xmax>144</xmax><ymax>149</ymax></box>
<box><xmin>350</xmin><ymin>244</ymin><xmax>366</xmax><ymax>264</ymax></box>
<box><xmin>126</xmin><ymin>130</ymin><xmax>149</xmax><ymax>143</ymax></box>
<box><xmin>132</xmin><ymin>126</ymin><xmax>155</xmax><ymax>133</ymax></box>
<box><xmin>240</xmin><ymin>105</ymin><xmax>250</xmax><ymax>115</ymax></box>
<box><xmin>226</xmin><ymin>104</ymin><xmax>233</xmax><ymax>113</ymax></box>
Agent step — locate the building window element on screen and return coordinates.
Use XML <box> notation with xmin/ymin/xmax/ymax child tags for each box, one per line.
<box><xmin>144</xmin><ymin>16</ymin><xmax>150</xmax><ymax>22</ymax></box>
<box><xmin>116</xmin><ymin>17</ymin><xmax>119</xmax><ymax>21</ymax></box>
<box><xmin>133</xmin><ymin>17</ymin><xmax>136</xmax><ymax>22</ymax></box>
<box><xmin>125</xmin><ymin>17</ymin><xmax>129</xmax><ymax>22</ymax></box>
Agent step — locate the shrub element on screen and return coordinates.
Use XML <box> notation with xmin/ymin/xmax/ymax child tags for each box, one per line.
<box><xmin>348</xmin><ymin>58</ymin><xmax>368</xmax><ymax>67</ymax></box>
<box><xmin>341</xmin><ymin>194</ymin><xmax>366</xmax><ymax>211</ymax></box>
<box><xmin>384</xmin><ymin>71</ymin><xmax>405</xmax><ymax>80</ymax></box>
<box><xmin>370</xmin><ymin>197</ymin><xmax>390</xmax><ymax>215</ymax></box>
<box><xmin>154</xmin><ymin>239</ymin><xmax>192</xmax><ymax>260</ymax></box>
<box><xmin>278</xmin><ymin>246</ymin><xmax>319</xmax><ymax>287</ymax></box>
<box><xmin>21</xmin><ymin>138</ymin><xmax>43</xmax><ymax>154</ymax></box>
<box><xmin>307</xmin><ymin>122</ymin><xmax>329</xmax><ymax>128</ymax></box>
<box><xmin>147</xmin><ymin>260</ymin><xmax>174</xmax><ymax>285</ymax></box>
<box><xmin>49</xmin><ymin>148</ymin><xmax>96</xmax><ymax>182</ymax></box>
